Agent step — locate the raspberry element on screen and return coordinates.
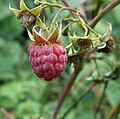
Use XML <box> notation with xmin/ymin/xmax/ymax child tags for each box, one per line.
<box><xmin>28</xmin><ymin>43</ymin><xmax>67</xmax><ymax>81</ymax></box>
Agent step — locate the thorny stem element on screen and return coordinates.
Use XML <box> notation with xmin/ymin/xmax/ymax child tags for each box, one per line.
<box><xmin>94</xmin><ymin>80</ymin><xmax>109</xmax><ymax>119</ymax></box>
<box><xmin>51</xmin><ymin>66</ymin><xmax>81</xmax><ymax>119</ymax></box>
<box><xmin>90</xmin><ymin>0</ymin><xmax>120</xmax><ymax>28</ymax></box>
<box><xmin>61</xmin><ymin>83</ymin><xmax>96</xmax><ymax>119</ymax></box>
<box><xmin>51</xmin><ymin>0</ymin><xmax>120</xmax><ymax>119</ymax></box>
<box><xmin>106</xmin><ymin>100</ymin><xmax>120</xmax><ymax>119</ymax></box>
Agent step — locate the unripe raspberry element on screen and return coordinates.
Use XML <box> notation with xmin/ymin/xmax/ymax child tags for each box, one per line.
<box><xmin>28</xmin><ymin>43</ymin><xmax>67</xmax><ymax>81</ymax></box>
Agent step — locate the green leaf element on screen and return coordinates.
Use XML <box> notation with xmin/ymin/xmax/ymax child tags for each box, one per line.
<box><xmin>0</xmin><ymin>81</ymin><xmax>22</xmax><ymax>109</ymax></box>
<box><xmin>112</xmin><ymin>5</ymin><xmax>120</xmax><ymax>24</ymax></box>
<box><xmin>20</xmin><ymin>0</ymin><xmax>29</xmax><ymax>11</ymax></box>
<box><xmin>0</xmin><ymin>16</ymin><xmax>24</xmax><ymax>40</ymax></box>
<box><xmin>15</xmin><ymin>100</ymin><xmax>40</xmax><ymax>118</ymax></box>
<box><xmin>0</xmin><ymin>1</ymin><xmax>13</xmax><ymax>21</ymax></box>
<box><xmin>106</xmin><ymin>80</ymin><xmax>120</xmax><ymax>106</ymax></box>
<box><xmin>0</xmin><ymin>38</ymin><xmax>23</xmax><ymax>80</ymax></box>
<box><xmin>55</xmin><ymin>0</ymin><xmax>60</xmax><ymax>2</ymax></box>
<box><xmin>67</xmin><ymin>0</ymin><xmax>87</xmax><ymax>8</ymax></box>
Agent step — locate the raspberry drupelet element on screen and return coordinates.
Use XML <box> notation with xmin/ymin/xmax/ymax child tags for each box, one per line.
<box><xmin>28</xmin><ymin>25</ymin><xmax>67</xmax><ymax>81</ymax></box>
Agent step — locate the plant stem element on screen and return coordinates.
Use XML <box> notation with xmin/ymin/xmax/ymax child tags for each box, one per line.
<box><xmin>85</xmin><ymin>23</ymin><xmax>100</xmax><ymax>37</ymax></box>
<box><xmin>51</xmin><ymin>1</ymin><xmax>120</xmax><ymax>119</ymax></box>
<box><xmin>51</xmin><ymin>66</ymin><xmax>81</xmax><ymax>119</ymax></box>
<box><xmin>0</xmin><ymin>108</ymin><xmax>14</xmax><ymax>119</ymax></box>
<box><xmin>94</xmin><ymin>80</ymin><xmax>109</xmax><ymax>119</ymax></box>
<box><xmin>42</xmin><ymin>2</ymin><xmax>62</xmax><ymax>9</ymax></box>
<box><xmin>62</xmin><ymin>0</ymin><xmax>71</xmax><ymax>7</ymax></box>
<box><xmin>49</xmin><ymin>7</ymin><xmax>86</xmax><ymax>31</ymax></box>
<box><xmin>90</xmin><ymin>0</ymin><xmax>120</xmax><ymax>28</ymax></box>
<box><xmin>62</xmin><ymin>0</ymin><xmax>76</xmax><ymax>17</ymax></box>
<box><xmin>49</xmin><ymin>8</ymin><xmax>63</xmax><ymax>31</ymax></box>
<box><xmin>106</xmin><ymin>100</ymin><xmax>120</xmax><ymax>119</ymax></box>
<box><xmin>61</xmin><ymin>83</ymin><xmax>96</xmax><ymax>119</ymax></box>
<box><xmin>42</xmin><ymin>1</ymin><xmax>86</xmax><ymax>22</ymax></box>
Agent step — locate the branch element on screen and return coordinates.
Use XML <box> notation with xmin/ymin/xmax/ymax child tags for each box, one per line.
<box><xmin>90</xmin><ymin>0</ymin><xmax>120</xmax><ymax>28</ymax></box>
<box><xmin>62</xmin><ymin>0</ymin><xmax>77</xmax><ymax>18</ymax></box>
<box><xmin>0</xmin><ymin>108</ymin><xmax>14</xmax><ymax>119</ymax></box>
<box><xmin>51</xmin><ymin>66</ymin><xmax>81</xmax><ymax>119</ymax></box>
<box><xmin>62</xmin><ymin>0</ymin><xmax>71</xmax><ymax>7</ymax></box>
<box><xmin>51</xmin><ymin>50</ymin><xmax>96</xmax><ymax>119</ymax></box>
<box><xmin>51</xmin><ymin>1</ymin><xmax>120</xmax><ymax>118</ymax></box>
<box><xmin>94</xmin><ymin>80</ymin><xmax>109</xmax><ymax>119</ymax></box>
<box><xmin>61</xmin><ymin>83</ymin><xmax>96</xmax><ymax>119</ymax></box>
<box><xmin>62</xmin><ymin>0</ymin><xmax>87</xmax><ymax>22</ymax></box>
<box><xmin>106</xmin><ymin>100</ymin><xmax>120</xmax><ymax>119</ymax></box>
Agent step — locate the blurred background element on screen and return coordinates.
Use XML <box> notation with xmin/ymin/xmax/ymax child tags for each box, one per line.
<box><xmin>0</xmin><ymin>0</ymin><xmax>120</xmax><ymax>119</ymax></box>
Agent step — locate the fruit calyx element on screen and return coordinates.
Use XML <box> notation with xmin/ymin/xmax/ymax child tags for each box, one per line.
<box><xmin>9</xmin><ymin>0</ymin><xmax>46</xmax><ymax>29</ymax></box>
<box><xmin>28</xmin><ymin>24</ymin><xmax>62</xmax><ymax>45</ymax></box>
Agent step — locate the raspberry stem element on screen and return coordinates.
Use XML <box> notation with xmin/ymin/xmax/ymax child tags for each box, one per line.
<box><xmin>90</xmin><ymin>0</ymin><xmax>120</xmax><ymax>28</ymax></box>
<box><xmin>52</xmin><ymin>65</ymin><xmax>81</xmax><ymax>119</ymax></box>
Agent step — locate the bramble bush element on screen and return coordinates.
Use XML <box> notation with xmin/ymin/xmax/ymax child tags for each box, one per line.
<box><xmin>0</xmin><ymin>0</ymin><xmax>120</xmax><ymax>119</ymax></box>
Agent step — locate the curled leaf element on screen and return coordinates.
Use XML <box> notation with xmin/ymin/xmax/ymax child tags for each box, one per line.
<box><xmin>102</xmin><ymin>22</ymin><xmax>112</xmax><ymax>42</ymax></box>
<box><xmin>34</xmin><ymin>0</ymin><xmax>39</xmax><ymax>5</ymax></box>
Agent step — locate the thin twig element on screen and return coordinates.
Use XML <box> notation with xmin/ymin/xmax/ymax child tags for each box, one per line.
<box><xmin>49</xmin><ymin>6</ymin><xmax>87</xmax><ymax>31</ymax></box>
<box><xmin>51</xmin><ymin>66</ymin><xmax>81</xmax><ymax>119</ymax></box>
<box><xmin>90</xmin><ymin>0</ymin><xmax>120</xmax><ymax>28</ymax></box>
<box><xmin>62</xmin><ymin>0</ymin><xmax>71</xmax><ymax>7</ymax></box>
<box><xmin>61</xmin><ymin>83</ymin><xmax>96</xmax><ymax>119</ymax></box>
<box><xmin>94</xmin><ymin>80</ymin><xmax>109</xmax><ymax>119</ymax></box>
<box><xmin>0</xmin><ymin>108</ymin><xmax>14</xmax><ymax>119</ymax></box>
<box><xmin>49</xmin><ymin>8</ymin><xmax>63</xmax><ymax>31</ymax></box>
<box><xmin>63</xmin><ymin>7</ymin><xmax>87</xmax><ymax>22</ymax></box>
<box><xmin>106</xmin><ymin>100</ymin><xmax>120</xmax><ymax>119</ymax></box>
<box><xmin>43</xmin><ymin>2</ymin><xmax>87</xmax><ymax>23</ymax></box>
<box><xmin>62</xmin><ymin>0</ymin><xmax>87</xmax><ymax>22</ymax></box>
<box><xmin>62</xmin><ymin>0</ymin><xmax>76</xmax><ymax>17</ymax></box>
<box><xmin>84</xmin><ymin>48</ymin><xmax>96</xmax><ymax>59</ymax></box>
<box><xmin>52</xmin><ymin>49</ymin><xmax>96</xmax><ymax>119</ymax></box>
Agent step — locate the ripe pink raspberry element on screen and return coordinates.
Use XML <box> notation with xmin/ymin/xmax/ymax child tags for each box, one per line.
<box><xmin>28</xmin><ymin>43</ymin><xmax>67</xmax><ymax>81</ymax></box>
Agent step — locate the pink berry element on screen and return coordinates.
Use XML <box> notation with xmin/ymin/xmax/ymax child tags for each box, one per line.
<box><xmin>28</xmin><ymin>43</ymin><xmax>67</xmax><ymax>81</ymax></box>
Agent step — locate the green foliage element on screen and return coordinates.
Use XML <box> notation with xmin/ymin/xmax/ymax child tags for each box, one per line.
<box><xmin>67</xmin><ymin>0</ymin><xmax>87</xmax><ymax>7</ymax></box>
<box><xmin>106</xmin><ymin>80</ymin><xmax>120</xmax><ymax>106</ymax></box>
<box><xmin>0</xmin><ymin>0</ymin><xmax>120</xmax><ymax>119</ymax></box>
